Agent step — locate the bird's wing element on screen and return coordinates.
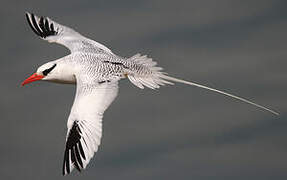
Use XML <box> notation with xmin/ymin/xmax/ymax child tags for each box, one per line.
<box><xmin>62</xmin><ymin>80</ymin><xmax>118</xmax><ymax>175</ymax></box>
<box><xmin>25</xmin><ymin>12</ymin><xmax>113</xmax><ymax>53</ymax></box>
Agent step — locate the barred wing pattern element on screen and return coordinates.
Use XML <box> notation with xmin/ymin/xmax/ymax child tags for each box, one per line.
<box><xmin>25</xmin><ymin>12</ymin><xmax>113</xmax><ymax>53</ymax></box>
<box><xmin>63</xmin><ymin>81</ymin><xmax>119</xmax><ymax>175</ymax></box>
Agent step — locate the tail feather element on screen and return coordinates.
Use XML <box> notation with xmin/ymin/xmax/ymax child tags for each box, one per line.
<box><xmin>127</xmin><ymin>75</ymin><xmax>144</xmax><ymax>89</ymax></box>
<box><xmin>160</xmin><ymin>75</ymin><xmax>279</xmax><ymax>116</ymax></box>
<box><xmin>126</xmin><ymin>53</ymin><xmax>279</xmax><ymax>115</ymax></box>
<box><xmin>126</xmin><ymin>53</ymin><xmax>174</xmax><ymax>89</ymax></box>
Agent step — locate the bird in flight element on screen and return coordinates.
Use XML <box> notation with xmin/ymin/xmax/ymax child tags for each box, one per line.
<box><xmin>22</xmin><ymin>12</ymin><xmax>279</xmax><ymax>175</ymax></box>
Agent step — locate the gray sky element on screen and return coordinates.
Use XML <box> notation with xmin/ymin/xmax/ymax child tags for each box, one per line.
<box><xmin>1</xmin><ymin>0</ymin><xmax>287</xmax><ymax>179</ymax></box>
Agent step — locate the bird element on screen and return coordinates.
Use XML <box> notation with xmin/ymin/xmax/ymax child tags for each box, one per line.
<box><xmin>22</xmin><ymin>12</ymin><xmax>279</xmax><ymax>175</ymax></box>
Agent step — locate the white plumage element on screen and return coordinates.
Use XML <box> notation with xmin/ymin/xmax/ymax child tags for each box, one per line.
<box><xmin>22</xmin><ymin>12</ymin><xmax>279</xmax><ymax>175</ymax></box>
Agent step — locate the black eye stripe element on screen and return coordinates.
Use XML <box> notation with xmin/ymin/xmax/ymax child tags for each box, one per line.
<box><xmin>43</xmin><ymin>64</ymin><xmax>56</xmax><ymax>76</ymax></box>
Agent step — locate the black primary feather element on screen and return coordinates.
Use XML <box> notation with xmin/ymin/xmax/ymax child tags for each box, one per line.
<box><xmin>62</xmin><ymin>120</ymin><xmax>86</xmax><ymax>175</ymax></box>
<box><xmin>26</xmin><ymin>13</ymin><xmax>57</xmax><ymax>38</ymax></box>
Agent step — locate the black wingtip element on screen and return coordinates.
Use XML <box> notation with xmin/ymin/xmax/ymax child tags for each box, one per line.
<box><xmin>78</xmin><ymin>141</ymin><xmax>86</xmax><ymax>160</ymax></box>
<box><xmin>62</xmin><ymin>149</ymin><xmax>70</xmax><ymax>175</ymax></box>
<box><xmin>25</xmin><ymin>12</ymin><xmax>42</xmax><ymax>37</ymax></box>
<box><xmin>71</xmin><ymin>147</ymin><xmax>81</xmax><ymax>172</ymax></box>
<box><xmin>39</xmin><ymin>16</ymin><xmax>48</xmax><ymax>35</ymax></box>
<box><xmin>62</xmin><ymin>120</ymin><xmax>86</xmax><ymax>175</ymax></box>
<box><xmin>31</xmin><ymin>13</ymin><xmax>45</xmax><ymax>37</ymax></box>
<box><xmin>25</xmin><ymin>12</ymin><xmax>57</xmax><ymax>38</ymax></box>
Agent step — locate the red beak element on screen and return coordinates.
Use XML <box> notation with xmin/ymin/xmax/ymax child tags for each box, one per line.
<box><xmin>21</xmin><ymin>73</ymin><xmax>44</xmax><ymax>86</ymax></box>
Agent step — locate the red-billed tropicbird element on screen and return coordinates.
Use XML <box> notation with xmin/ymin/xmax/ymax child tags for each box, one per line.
<box><xmin>22</xmin><ymin>12</ymin><xmax>279</xmax><ymax>175</ymax></box>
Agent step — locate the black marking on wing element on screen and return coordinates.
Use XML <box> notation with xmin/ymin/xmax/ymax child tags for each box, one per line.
<box><xmin>39</xmin><ymin>17</ymin><xmax>48</xmax><ymax>35</ymax></box>
<box><xmin>42</xmin><ymin>64</ymin><xmax>56</xmax><ymax>76</ymax></box>
<box><xmin>103</xmin><ymin>61</ymin><xmax>129</xmax><ymax>69</ymax></box>
<box><xmin>98</xmin><ymin>80</ymin><xmax>111</xmax><ymax>84</ymax></box>
<box><xmin>30</xmin><ymin>13</ymin><xmax>43</xmax><ymax>37</ymax></box>
<box><xmin>26</xmin><ymin>13</ymin><xmax>42</xmax><ymax>37</ymax></box>
<box><xmin>62</xmin><ymin>120</ymin><xmax>86</xmax><ymax>175</ymax></box>
<box><xmin>50</xmin><ymin>23</ymin><xmax>55</xmax><ymax>32</ymax></box>
<box><xmin>44</xmin><ymin>19</ymin><xmax>50</xmax><ymax>34</ymax></box>
<box><xmin>26</xmin><ymin>13</ymin><xmax>58</xmax><ymax>38</ymax></box>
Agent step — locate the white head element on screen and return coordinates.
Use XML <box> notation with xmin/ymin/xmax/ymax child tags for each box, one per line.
<box><xmin>22</xmin><ymin>61</ymin><xmax>76</xmax><ymax>86</ymax></box>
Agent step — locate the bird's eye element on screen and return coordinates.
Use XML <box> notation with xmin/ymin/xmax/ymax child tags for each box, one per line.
<box><xmin>43</xmin><ymin>64</ymin><xmax>56</xmax><ymax>76</ymax></box>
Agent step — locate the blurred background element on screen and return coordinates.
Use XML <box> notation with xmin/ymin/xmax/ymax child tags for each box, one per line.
<box><xmin>1</xmin><ymin>0</ymin><xmax>286</xmax><ymax>179</ymax></box>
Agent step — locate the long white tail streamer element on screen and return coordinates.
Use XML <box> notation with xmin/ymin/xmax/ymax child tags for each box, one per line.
<box><xmin>161</xmin><ymin>75</ymin><xmax>279</xmax><ymax>116</ymax></box>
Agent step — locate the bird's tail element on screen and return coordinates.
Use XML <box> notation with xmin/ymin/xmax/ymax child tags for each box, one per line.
<box><xmin>126</xmin><ymin>53</ymin><xmax>174</xmax><ymax>89</ymax></box>
<box><xmin>126</xmin><ymin>53</ymin><xmax>279</xmax><ymax>116</ymax></box>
